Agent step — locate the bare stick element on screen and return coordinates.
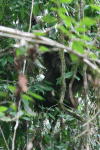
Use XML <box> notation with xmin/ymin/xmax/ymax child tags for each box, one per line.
<box><xmin>12</xmin><ymin>100</ymin><xmax>21</xmax><ymax>150</ymax></box>
<box><xmin>0</xmin><ymin>126</ymin><xmax>10</xmax><ymax>150</ymax></box>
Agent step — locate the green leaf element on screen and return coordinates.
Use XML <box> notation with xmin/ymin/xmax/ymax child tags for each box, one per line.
<box><xmin>20</xmin><ymin>11</ymin><xmax>25</xmax><ymax>19</ymax></box>
<box><xmin>48</xmin><ymin>113</ymin><xmax>55</xmax><ymax>120</ymax></box>
<box><xmin>0</xmin><ymin>92</ymin><xmax>8</xmax><ymax>97</ymax></box>
<box><xmin>75</xmin><ymin>75</ymin><xmax>80</xmax><ymax>81</ymax></box>
<box><xmin>32</xmin><ymin>22</ymin><xmax>41</xmax><ymax>30</ymax></box>
<box><xmin>88</xmin><ymin>52</ymin><xmax>97</xmax><ymax>59</ymax></box>
<box><xmin>49</xmin><ymin>0</ymin><xmax>56</xmax><ymax>3</ymax></box>
<box><xmin>50</xmin><ymin>7</ymin><xmax>58</xmax><ymax>11</ymax></box>
<box><xmin>65</xmin><ymin>71</ymin><xmax>73</xmax><ymax>78</ymax></box>
<box><xmin>55</xmin><ymin>146</ymin><xmax>63</xmax><ymax>149</ymax></box>
<box><xmin>55</xmin><ymin>107</ymin><xmax>60</xmax><ymax>112</ymax></box>
<box><xmin>0</xmin><ymin>8</ymin><xmax>3</xmax><ymax>20</ymax></box>
<box><xmin>22</xmin><ymin>98</ymin><xmax>29</xmax><ymax>106</ymax></box>
<box><xmin>28</xmin><ymin>92</ymin><xmax>43</xmax><ymax>100</ymax></box>
<box><xmin>45</xmin><ymin>136</ymin><xmax>49</xmax><ymax>144</ymax></box>
<box><xmin>59</xmin><ymin>7</ymin><xmax>67</xmax><ymax>13</ymax></box>
<box><xmin>0</xmin><ymin>85</ymin><xmax>4</xmax><ymax>91</ymax></box>
<box><xmin>33</xmin><ymin>5</ymin><xmax>39</xmax><ymax>15</ymax></box>
<box><xmin>34</xmin><ymin>32</ymin><xmax>46</xmax><ymax>36</ymax></box>
<box><xmin>45</xmin><ymin>134</ymin><xmax>52</xmax><ymax>145</ymax></box>
<box><xmin>81</xmin><ymin>17</ymin><xmax>96</xmax><ymax>26</ymax></box>
<box><xmin>0</xmin><ymin>1</ymin><xmax>3</xmax><ymax>7</ymax></box>
<box><xmin>33</xmin><ymin>84</ymin><xmax>54</xmax><ymax>91</ymax></box>
<box><xmin>56</xmin><ymin>77</ymin><xmax>61</xmax><ymax>85</ymax></box>
<box><xmin>79</xmin><ymin>34</ymin><xmax>91</xmax><ymax>41</ymax></box>
<box><xmin>1</xmin><ymin>57</ymin><xmax>7</xmax><ymax>66</ymax></box>
<box><xmin>8</xmin><ymin>85</ymin><xmax>16</xmax><ymax>93</ymax></box>
<box><xmin>42</xmin><ymin>15</ymin><xmax>57</xmax><ymax>23</ymax></box>
<box><xmin>58</xmin><ymin>25</ymin><xmax>68</xmax><ymax>34</ymax></box>
<box><xmin>44</xmin><ymin>80</ymin><xmax>53</xmax><ymax>85</ymax></box>
<box><xmin>40</xmin><ymin>46</ymin><xmax>49</xmax><ymax>52</ymax></box>
<box><xmin>70</xmin><ymin>54</ymin><xmax>79</xmax><ymax>62</ymax></box>
<box><xmin>22</xmin><ymin>94</ymin><xmax>32</xmax><ymax>101</ymax></box>
<box><xmin>10</xmin><ymin>103</ymin><xmax>16</xmax><ymax>111</ymax></box>
<box><xmin>59</xmin><ymin>13</ymin><xmax>73</xmax><ymax>27</ymax></box>
<box><xmin>76</xmin><ymin>26</ymin><xmax>87</xmax><ymax>32</ymax></box>
<box><xmin>18</xmin><ymin>1</ymin><xmax>25</xmax><ymax>6</ymax></box>
<box><xmin>22</xmin><ymin>117</ymin><xmax>30</xmax><ymax>121</ymax></box>
<box><xmin>33</xmin><ymin>1</ymin><xmax>39</xmax><ymax>5</ymax></box>
<box><xmin>90</xmin><ymin>4</ymin><xmax>100</xmax><ymax>11</ymax></box>
<box><xmin>7</xmin><ymin>56</ymin><xmax>13</xmax><ymax>64</ymax></box>
<box><xmin>72</xmin><ymin>41</ymin><xmax>84</xmax><ymax>54</ymax></box>
<box><xmin>16</xmin><ymin>47</ymin><xmax>25</xmax><ymax>57</ymax></box>
<box><xmin>0</xmin><ymin>106</ymin><xmax>7</xmax><ymax>112</ymax></box>
<box><xmin>59</xmin><ymin>0</ymin><xmax>73</xmax><ymax>3</ymax></box>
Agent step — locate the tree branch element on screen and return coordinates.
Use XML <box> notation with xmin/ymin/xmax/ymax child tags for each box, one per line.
<box><xmin>0</xmin><ymin>26</ymin><xmax>100</xmax><ymax>74</ymax></box>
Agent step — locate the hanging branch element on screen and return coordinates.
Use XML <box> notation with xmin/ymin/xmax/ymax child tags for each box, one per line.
<box><xmin>56</xmin><ymin>0</ymin><xmax>66</xmax><ymax>104</ymax></box>
<box><xmin>0</xmin><ymin>26</ymin><xmax>100</xmax><ymax>74</ymax></box>
<box><xmin>12</xmin><ymin>1</ymin><xmax>35</xmax><ymax>149</ymax></box>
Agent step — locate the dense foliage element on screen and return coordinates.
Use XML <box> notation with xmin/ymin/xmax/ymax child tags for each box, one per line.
<box><xmin>0</xmin><ymin>0</ymin><xmax>100</xmax><ymax>149</ymax></box>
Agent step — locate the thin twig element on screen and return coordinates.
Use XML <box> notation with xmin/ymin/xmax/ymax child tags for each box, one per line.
<box><xmin>75</xmin><ymin>129</ymin><xmax>88</xmax><ymax>142</ymax></box>
<box><xmin>24</xmin><ymin>1</ymin><xmax>34</xmax><ymax>148</ymax></box>
<box><xmin>83</xmin><ymin>64</ymin><xmax>90</xmax><ymax>149</ymax></box>
<box><xmin>12</xmin><ymin>100</ymin><xmax>21</xmax><ymax>150</ymax></box>
<box><xmin>0</xmin><ymin>46</ymin><xmax>9</xmax><ymax>53</ymax></box>
<box><xmin>23</xmin><ymin>0</ymin><xmax>34</xmax><ymax>74</ymax></box>
<box><xmin>82</xmin><ymin>109</ymin><xmax>100</xmax><ymax>127</ymax></box>
<box><xmin>46</xmin><ymin>104</ymin><xmax>58</xmax><ymax>114</ymax></box>
<box><xmin>0</xmin><ymin>126</ymin><xmax>10</xmax><ymax>150</ymax></box>
<box><xmin>0</xmin><ymin>112</ymin><xmax>23</xmax><ymax>122</ymax></box>
<box><xmin>28</xmin><ymin>0</ymin><xmax>34</xmax><ymax>32</ymax></box>
<box><xmin>62</xmin><ymin>103</ymin><xmax>84</xmax><ymax>121</ymax></box>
